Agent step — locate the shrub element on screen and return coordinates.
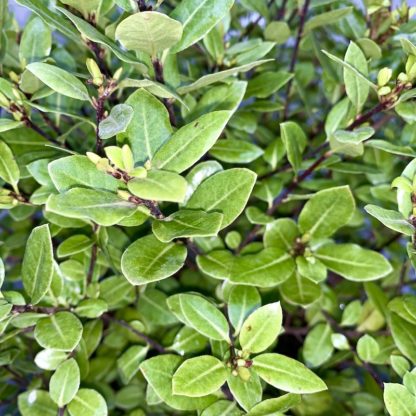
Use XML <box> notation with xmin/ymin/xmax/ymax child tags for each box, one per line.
<box><xmin>1</xmin><ymin>0</ymin><xmax>416</xmax><ymax>415</ymax></box>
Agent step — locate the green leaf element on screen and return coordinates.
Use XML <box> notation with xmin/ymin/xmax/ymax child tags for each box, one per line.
<box><xmin>152</xmin><ymin>209</ymin><xmax>223</xmax><ymax>242</ymax></box>
<box><xmin>115</xmin><ymin>11</ymin><xmax>183</xmax><ymax>56</ymax></box>
<box><xmin>171</xmin><ymin>0</ymin><xmax>234</xmax><ymax>53</ymax></box>
<box><xmin>0</xmin><ymin>139</ymin><xmax>20</xmax><ymax>191</ymax></box>
<box><xmin>298</xmin><ymin>186</ymin><xmax>355</xmax><ymax>239</ymax></box>
<box><xmin>18</xmin><ymin>390</ymin><xmax>58</xmax><ymax>416</ymax></box>
<box><xmin>388</xmin><ymin>296</ymin><xmax>416</xmax><ymax>325</ymax></box>
<box><xmin>60</xmin><ymin>0</ymin><xmax>99</xmax><ymax>18</ymax></box>
<box><xmin>27</xmin><ymin>62</ymin><xmax>90</xmax><ymax>101</ymax></box>
<box><xmin>196</xmin><ymin>250</ymin><xmax>234</xmax><ymax>280</ymax></box>
<box><xmin>227</xmin><ymin>370</ymin><xmax>262</xmax><ymax>412</ymax></box>
<box><xmin>121</xmin><ymin>234</ymin><xmax>187</xmax><ymax>285</ymax></box>
<box><xmin>172</xmin><ymin>355</ymin><xmax>227</xmax><ymax>397</ymax></box>
<box><xmin>264</xmin><ymin>21</ymin><xmax>291</xmax><ymax>44</ymax></box>
<box><xmin>48</xmin><ymin>155</ymin><xmax>119</xmax><ymax>192</ymax></box>
<box><xmin>35</xmin><ymin>312</ymin><xmax>83</xmax><ymax>351</ymax></box>
<box><xmin>49</xmin><ymin>358</ymin><xmax>80</xmax><ymax>407</ymax></box>
<box><xmin>117</xmin><ymin>345</ymin><xmax>149</xmax><ymax>384</ymax></box>
<box><xmin>140</xmin><ymin>355</ymin><xmax>217</xmax><ymax>411</ymax></box>
<box><xmin>247</xmin><ymin>394</ymin><xmax>301</xmax><ymax>415</ymax></box>
<box><xmin>153</xmin><ymin>111</ymin><xmax>231</xmax><ymax>173</ymax></box>
<box><xmin>127</xmin><ymin>169</ymin><xmax>187</xmax><ymax>203</ymax></box>
<box><xmin>303</xmin><ymin>323</ymin><xmax>334</xmax><ymax>368</ymax></box>
<box><xmin>57</xmin><ymin>7</ymin><xmax>147</xmax><ymax>70</ymax></box>
<box><xmin>343</xmin><ymin>42</ymin><xmax>370</xmax><ymax>111</ymax></box>
<box><xmin>209</xmin><ymin>139</ymin><xmax>263</xmax><ymax>164</ymax></box>
<box><xmin>390</xmin><ymin>313</ymin><xmax>416</xmax><ymax>364</ymax></box>
<box><xmin>246</xmin><ymin>71</ymin><xmax>293</xmax><ymax>98</ymax></box>
<box><xmin>228</xmin><ymin>285</ymin><xmax>261</xmax><ymax>335</ymax></box>
<box><xmin>365</xmin><ymin>204</ymin><xmax>414</xmax><ymax>235</ymax></box>
<box><xmin>137</xmin><ymin>289</ymin><xmax>178</xmax><ymax>327</ymax></box>
<box><xmin>0</xmin><ymin>119</ymin><xmax>24</xmax><ymax>133</ymax></box>
<box><xmin>357</xmin><ymin>334</ymin><xmax>380</xmax><ymax>362</ymax></box>
<box><xmin>46</xmin><ymin>188</ymin><xmax>139</xmax><ymax>226</ymax></box>
<box><xmin>0</xmin><ymin>258</ymin><xmax>4</xmax><ymax>289</ymax></box>
<box><xmin>253</xmin><ymin>353</ymin><xmax>327</xmax><ymax>394</ymax></box>
<box><xmin>366</xmin><ymin>140</ymin><xmax>416</xmax><ymax>157</ymax></box>
<box><xmin>117</xmin><ymin>89</ymin><xmax>172</xmax><ymax>163</ymax></box>
<box><xmin>280</xmin><ymin>121</ymin><xmax>307</xmax><ymax>173</ymax></box>
<box><xmin>264</xmin><ymin>218</ymin><xmax>299</xmax><ymax>251</ymax></box>
<box><xmin>168</xmin><ymin>327</ymin><xmax>207</xmax><ymax>355</ymax></box>
<box><xmin>280</xmin><ymin>272</ymin><xmax>322</xmax><ymax>307</ymax></box>
<box><xmin>74</xmin><ymin>299</ymin><xmax>108</xmax><ymax>318</ymax></box>
<box><xmin>315</xmin><ymin>243</ymin><xmax>393</xmax><ymax>281</ymax></box>
<box><xmin>19</xmin><ymin>17</ymin><xmax>51</xmax><ymax>64</ymax></box>
<box><xmin>177</xmin><ymin>60</ymin><xmax>272</xmax><ymax>94</ymax></box>
<box><xmin>34</xmin><ymin>349</ymin><xmax>68</xmax><ymax>371</ymax></box>
<box><xmin>99</xmin><ymin>104</ymin><xmax>133</xmax><ymax>140</ymax></box>
<box><xmin>22</xmin><ymin>224</ymin><xmax>54</xmax><ymax>305</ymax></box>
<box><xmin>201</xmin><ymin>400</ymin><xmax>243</xmax><ymax>416</ymax></box>
<box><xmin>230</xmin><ymin>248</ymin><xmax>295</xmax><ymax>287</ymax></box>
<box><xmin>239</xmin><ymin>302</ymin><xmax>282</xmax><ymax>354</ymax></box>
<box><xmin>384</xmin><ymin>383</ymin><xmax>416</xmax><ymax>416</ymax></box>
<box><xmin>167</xmin><ymin>293</ymin><xmax>230</xmax><ymax>342</ymax></box>
<box><xmin>57</xmin><ymin>235</ymin><xmax>93</xmax><ymax>258</ymax></box>
<box><xmin>186</xmin><ymin>168</ymin><xmax>256</xmax><ymax>229</ymax></box>
<box><xmin>67</xmin><ymin>389</ymin><xmax>107</xmax><ymax>416</ymax></box>
<box><xmin>304</xmin><ymin>7</ymin><xmax>352</xmax><ymax>33</ymax></box>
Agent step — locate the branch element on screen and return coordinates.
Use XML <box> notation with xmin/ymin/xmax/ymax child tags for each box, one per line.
<box><xmin>282</xmin><ymin>0</ymin><xmax>311</xmax><ymax>120</ymax></box>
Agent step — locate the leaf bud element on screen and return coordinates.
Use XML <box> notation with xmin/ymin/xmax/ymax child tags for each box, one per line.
<box><xmin>86</xmin><ymin>58</ymin><xmax>103</xmax><ymax>86</ymax></box>
<box><xmin>377</xmin><ymin>67</ymin><xmax>392</xmax><ymax>87</ymax></box>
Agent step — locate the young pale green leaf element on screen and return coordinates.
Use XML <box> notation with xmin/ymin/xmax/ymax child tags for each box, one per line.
<box><xmin>296</xmin><ymin>256</ymin><xmax>327</xmax><ymax>283</ymax></box>
<box><xmin>384</xmin><ymin>383</ymin><xmax>416</xmax><ymax>416</ymax></box>
<box><xmin>209</xmin><ymin>139</ymin><xmax>263</xmax><ymax>164</ymax></box>
<box><xmin>227</xmin><ymin>370</ymin><xmax>262</xmax><ymax>411</ymax></box>
<box><xmin>186</xmin><ymin>168</ymin><xmax>256</xmax><ymax>229</ymax></box>
<box><xmin>239</xmin><ymin>302</ymin><xmax>282</xmax><ymax>354</ymax></box>
<box><xmin>315</xmin><ymin>243</ymin><xmax>393</xmax><ymax>281</ymax></box>
<box><xmin>34</xmin><ymin>349</ymin><xmax>68</xmax><ymax>371</ymax></box>
<box><xmin>48</xmin><ymin>155</ymin><xmax>118</xmax><ymax>192</ymax></box>
<box><xmin>74</xmin><ymin>299</ymin><xmax>108</xmax><ymax>318</ymax></box>
<box><xmin>49</xmin><ymin>358</ymin><xmax>80</xmax><ymax>407</ymax></box>
<box><xmin>168</xmin><ymin>293</ymin><xmax>230</xmax><ymax>342</ymax></box>
<box><xmin>365</xmin><ymin>204</ymin><xmax>414</xmax><ymax>236</ymax></box>
<box><xmin>22</xmin><ymin>224</ymin><xmax>53</xmax><ymax>305</ymax></box>
<box><xmin>140</xmin><ymin>355</ymin><xmax>217</xmax><ymax>411</ymax></box>
<box><xmin>253</xmin><ymin>353</ymin><xmax>327</xmax><ymax>394</ymax></box>
<box><xmin>121</xmin><ymin>234</ymin><xmax>187</xmax><ymax>285</ymax></box>
<box><xmin>152</xmin><ymin>209</ymin><xmax>223</xmax><ymax>242</ymax></box>
<box><xmin>117</xmin><ymin>89</ymin><xmax>172</xmax><ymax>163</ymax></box>
<box><xmin>356</xmin><ymin>334</ymin><xmax>380</xmax><ymax>362</ymax></box>
<box><xmin>0</xmin><ymin>139</ymin><xmax>20</xmax><ymax>192</ymax></box>
<box><xmin>67</xmin><ymin>389</ymin><xmax>107</xmax><ymax>416</ymax></box>
<box><xmin>343</xmin><ymin>41</ymin><xmax>370</xmax><ymax>111</ymax></box>
<box><xmin>117</xmin><ymin>345</ymin><xmax>149</xmax><ymax>384</ymax></box>
<box><xmin>18</xmin><ymin>390</ymin><xmax>58</xmax><ymax>416</ymax></box>
<box><xmin>19</xmin><ymin>16</ymin><xmax>51</xmax><ymax>64</ymax></box>
<box><xmin>127</xmin><ymin>170</ymin><xmax>188</xmax><ymax>203</ymax></box>
<box><xmin>177</xmin><ymin>60</ymin><xmax>272</xmax><ymax>94</ymax></box>
<box><xmin>298</xmin><ymin>186</ymin><xmax>355</xmax><ymax>239</ymax></box>
<box><xmin>333</xmin><ymin>126</ymin><xmax>375</xmax><ymax>145</ymax></box>
<box><xmin>228</xmin><ymin>285</ymin><xmax>261</xmax><ymax>335</ymax></box>
<box><xmin>0</xmin><ymin>119</ymin><xmax>24</xmax><ymax>133</ymax></box>
<box><xmin>388</xmin><ymin>296</ymin><xmax>416</xmax><ymax>325</ymax></box>
<box><xmin>99</xmin><ymin>104</ymin><xmax>133</xmax><ymax>140</ymax></box>
<box><xmin>153</xmin><ymin>111</ymin><xmax>231</xmax><ymax>173</ymax></box>
<box><xmin>247</xmin><ymin>393</ymin><xmax>301</xmax><ymax>416</ymax></box>
<box><xmin>230</xmin><ymin>248</ymin><xmax>295</xmax><ymax>287</ymax></box>
<box><xmin>172</xmin><ymin>355</ymin><xmax>227</xmax><ymax>397</ymax></box>
<box><xmin>115</xmin><ymin>11</ymin><xmax>183</xmax><ymax>56</ymax></box>
<box><xmin>171</xmin><ymin>0</ymin><xmax>234</xmax><ymax>53</ymax></box>
<box><xmin>46</xmin><ymin>189</ymin><xmax>138</xmax><ymax>226</ymax></box>
<box><xmin>201</xmin><ymin>400</ymin><xmax>242</xmax><ymax>416</ymax></box>
<box><xmin>34</xmin><ymin>312</ymin><xmax>83</xmax><ymax>351</ymax></box>
<box><xmin>27</xmin><ymin>63</ymin><xmax>90</xmax><ymax>101</ymax></box>
<box><xmin>280</xmin><ymin>121</ymin><xmax>307</xmax><ymax>173</ymax></box>
<box><xmin>303</xmin><ymin>323</ymin><xmax>334</xmax><ymax>368</ymax></box>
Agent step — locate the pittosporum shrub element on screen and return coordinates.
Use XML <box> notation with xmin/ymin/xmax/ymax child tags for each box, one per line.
<box><xmin>1</xmin><ymin>0</ymin><xmax>416</xmax><ymax>415</ymax></box>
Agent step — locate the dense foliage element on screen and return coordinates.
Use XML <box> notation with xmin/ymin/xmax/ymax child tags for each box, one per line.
<box><xmin>2</xmin><ymin>0</ymin><xmax>416</xmax><ymax>414</ymax></box>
